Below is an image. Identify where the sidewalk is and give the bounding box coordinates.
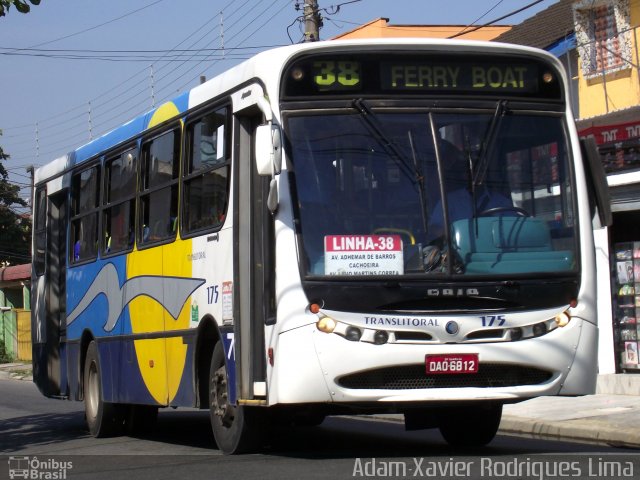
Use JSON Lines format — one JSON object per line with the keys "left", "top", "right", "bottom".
{"left": 501, "top": 393, "right": 640, "bottom": 448}
{"left": 2, "top": 361, "right": 639, "bottom": 448}
{"left": 0, "top": 361, "right": 33, "bottom": 381}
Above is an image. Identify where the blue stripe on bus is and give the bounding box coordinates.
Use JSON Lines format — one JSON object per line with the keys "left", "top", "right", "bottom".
{"left": 72, "top": 91, "right": 190, "bottom": 165}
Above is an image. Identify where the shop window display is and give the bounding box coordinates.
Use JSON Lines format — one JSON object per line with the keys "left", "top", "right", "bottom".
{"left": 614, "top": 242, "right": 640, "bottom": 371}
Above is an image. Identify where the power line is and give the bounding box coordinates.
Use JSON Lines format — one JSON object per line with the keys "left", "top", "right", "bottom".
{"left": 451, "top": 0, "right": 505, "bottom": 38}
{"left": 2, "top": 1, "right": 241, "bottom": 134}
{"left": 2, "top": 0, "right": 294, "bottom": 164}
{"left": 24, "top": 0, "right": 169, "bottom": 50}
{"left": 0, "top": 45, "right": 282, "bottom": 54}
{"left": 174, "top": 0, "right": 291, "bottom": 93}
{"left": 1, "top": 2, "right": 231, "bottom": 132}
{"left": 448, "top": 0, "right": 547, "bottom": 39}
{"left": 0, "top": 51, "right": 259, "bottom": 62}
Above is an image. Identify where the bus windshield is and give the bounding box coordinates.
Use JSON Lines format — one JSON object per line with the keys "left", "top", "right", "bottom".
{"left": 287, "top": 107, "right": 577, "bottom": 277}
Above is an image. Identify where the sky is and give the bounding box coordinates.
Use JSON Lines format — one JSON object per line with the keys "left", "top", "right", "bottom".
{"left": 0, "top": 0, "right": 558, "bottom": 205}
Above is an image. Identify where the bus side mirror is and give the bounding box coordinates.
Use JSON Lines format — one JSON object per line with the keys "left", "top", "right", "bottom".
{"left": 255, "top": 124, "right": 282, "bottom": 176}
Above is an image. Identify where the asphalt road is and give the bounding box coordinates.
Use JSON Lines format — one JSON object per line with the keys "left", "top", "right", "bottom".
{"left": 1, "top": 379, "right": 638, "bottom": 480}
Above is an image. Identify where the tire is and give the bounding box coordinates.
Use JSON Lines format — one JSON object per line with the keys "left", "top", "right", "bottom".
{"left": 209, "top": 341, "right": 264, "bottom": 454}
{"left": 84, "top": 341, "right": 124, "bottom": 437}
{"left": 438, "top": 404, "right": 502, "bottom": 447}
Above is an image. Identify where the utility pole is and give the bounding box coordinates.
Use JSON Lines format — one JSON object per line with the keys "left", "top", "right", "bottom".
{"left": 303, "top": 0, "right": 321, "bottom": 42}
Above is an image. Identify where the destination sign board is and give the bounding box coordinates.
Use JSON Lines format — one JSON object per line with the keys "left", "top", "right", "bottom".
{"left": 283, "top": 53, "right": 561, "bottom": 99}
{"left": 380, "top": 62, "right": 538, "bottom": 93}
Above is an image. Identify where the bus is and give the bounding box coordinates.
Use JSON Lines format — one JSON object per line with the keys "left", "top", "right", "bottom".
{"left": 31, "top": 39, "right": 611, "bottom": 454}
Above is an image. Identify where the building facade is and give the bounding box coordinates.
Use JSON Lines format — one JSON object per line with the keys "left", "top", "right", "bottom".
{"left": 500, "top": 0, "right": 640, "bottom": 376}
{"left": 332, "top": 17, "right": 512, "bottom": 41}
{"left": 572, "top": 0, "right": 640, "bottom": 375}
{"left": 0, "top": 263, "right": 31, "bottom": 361}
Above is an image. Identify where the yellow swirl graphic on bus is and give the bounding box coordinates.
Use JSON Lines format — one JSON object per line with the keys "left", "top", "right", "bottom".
{"left": 127, "top": 100, "right": 194, "bottom": 405}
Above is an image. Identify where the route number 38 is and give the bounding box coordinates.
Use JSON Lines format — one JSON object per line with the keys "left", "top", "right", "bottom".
{"left": 313, "top": 61, "right": 361, "bottom": 87}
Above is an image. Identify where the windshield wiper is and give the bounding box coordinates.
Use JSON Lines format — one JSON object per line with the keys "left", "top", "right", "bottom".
{"left": 352, "top": 98, "right": 429, "bottom": 240}
{"left": 352, "top": 99, "right": 415, "bottom": 178}
{"left": 473, "top": 100, "right": 507, "bottom": 187}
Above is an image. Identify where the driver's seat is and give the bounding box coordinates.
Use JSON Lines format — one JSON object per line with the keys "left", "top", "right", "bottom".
{"left": 450, "top": 217, "right": 572, "bottom": 274}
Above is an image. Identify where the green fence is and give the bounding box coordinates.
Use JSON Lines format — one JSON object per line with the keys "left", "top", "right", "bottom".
{"left": 0, "top": 308, "right": 18, "bottom": 361}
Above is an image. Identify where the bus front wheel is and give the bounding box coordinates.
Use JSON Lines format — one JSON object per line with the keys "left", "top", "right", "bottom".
{"left": 84, "top": 341, "right": 124, "bottom": 437}
{"left": 209, "top": 341, "right": 264, "bottom": 454}
{"left": 438, "top": 404, "right": 502, "bottom": 447}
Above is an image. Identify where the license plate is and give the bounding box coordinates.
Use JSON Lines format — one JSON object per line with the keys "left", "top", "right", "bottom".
{"left": 425, "top": 354, "right": 479, "bottom": 375}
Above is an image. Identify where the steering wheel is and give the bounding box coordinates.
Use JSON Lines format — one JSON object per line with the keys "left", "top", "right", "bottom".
{"left": 478, "top": 206, "right": 530, "bottom": 217}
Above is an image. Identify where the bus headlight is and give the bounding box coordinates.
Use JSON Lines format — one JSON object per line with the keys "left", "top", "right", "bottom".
{"left": 316, "top": 316, "right": 337, "bottom": 333}
{"left": 554, "top": 311, "right": 571, "bottom": 327}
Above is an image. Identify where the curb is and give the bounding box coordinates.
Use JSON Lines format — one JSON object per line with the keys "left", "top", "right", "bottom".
{"left": 364, "top": 413, "right": 640, "bottom": 449}
{"left": 0, "top": 363, "right": 33, "bottom": 382}
{"left": 499, "top": 415, "right": 640, "bottom": 449}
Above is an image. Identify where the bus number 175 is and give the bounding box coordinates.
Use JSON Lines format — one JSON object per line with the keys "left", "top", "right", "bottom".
{"left": 480, "top": 315, "right": 506, "bottom": 327}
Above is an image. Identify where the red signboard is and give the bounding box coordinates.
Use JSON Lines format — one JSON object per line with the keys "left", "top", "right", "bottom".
{"left": 580, "top": 120, "right": 640, "bottom": 145}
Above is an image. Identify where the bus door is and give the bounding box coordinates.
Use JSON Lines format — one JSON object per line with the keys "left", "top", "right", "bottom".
{"left": 32, "top": 186, "right": 67, "bottom": 397}
{"left": 232, "top": 86, "right": 276, "bottom": 402}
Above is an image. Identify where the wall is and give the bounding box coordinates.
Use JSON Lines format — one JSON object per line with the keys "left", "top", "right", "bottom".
{"left": 0, "top": 283, "right": 31, "bottom": 362}
{"left": 0, "top": 306, "right": 18, "bottom": 360}
{"left": 16, "top": 309, "right": 31, "bottom": 362}
{"left": 577, "top": 0, "right": 640, "bottom": 118}
{"left": 333, "top": 18, "right": 511, "bottom": 41}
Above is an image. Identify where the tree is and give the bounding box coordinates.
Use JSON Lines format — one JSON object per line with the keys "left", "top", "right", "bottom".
{"left": 0, "top": 131, "right": 31, "bottom": 266}
{"left": 0, "top": 0, "right": 41, "bottom": 17}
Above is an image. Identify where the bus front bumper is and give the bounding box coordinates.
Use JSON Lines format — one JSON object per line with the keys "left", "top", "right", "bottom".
{"left": 267, "top": 315, "right": 596, "bottom": 405}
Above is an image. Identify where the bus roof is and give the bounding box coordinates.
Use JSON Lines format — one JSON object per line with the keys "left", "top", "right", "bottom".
{"left": 34, "top": 38, "right": 561, "bottom": 185}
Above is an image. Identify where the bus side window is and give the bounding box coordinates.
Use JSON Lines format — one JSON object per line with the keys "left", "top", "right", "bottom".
{"left": 103, "top": 149, "right": 137, "bottom": 255}
{"left": 183, "top": 106, "right": 230, "bottom": 234}
{"left": 70, "top": 165, "right": 100, "bottom": 264}
{"left": 139, "top": 129, "right": 180, "bottom": 245}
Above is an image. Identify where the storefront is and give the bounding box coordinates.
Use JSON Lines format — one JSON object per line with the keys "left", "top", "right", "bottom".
{"left": 579, "top": 108, "right": 640, "bottom": 374}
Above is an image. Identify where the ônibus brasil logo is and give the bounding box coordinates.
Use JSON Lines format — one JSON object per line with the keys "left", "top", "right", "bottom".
{"left": 8, "top": 456, "right": 73, "bottom": 479}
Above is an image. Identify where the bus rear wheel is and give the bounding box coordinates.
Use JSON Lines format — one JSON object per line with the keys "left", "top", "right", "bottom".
{"left": 84, "top": 341, "right": 124, "bottom": 437}
{"left": 438, "top": 404, "right": 502, "bottom": 447}
{"left": 209, "top": 341, "right": 264, "bottom": 454}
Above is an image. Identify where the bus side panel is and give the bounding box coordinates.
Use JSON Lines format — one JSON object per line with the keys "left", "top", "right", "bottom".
{"left": 116, "top": 338, "right": 159, "bottom": 405}
{"left": 189, "top": 226, "right": 236, "bottom": 404}
{"left": 559, "top": 319, "right": 598, "bottom": 395}
{"left": 65, "top": 257, "right": 153, "bottom": 404}
{"left": 168, "top": 339, "right": 197, "bottom": 407}
{"left": 97, "top": 340, "right": 122, "bottom": 403}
